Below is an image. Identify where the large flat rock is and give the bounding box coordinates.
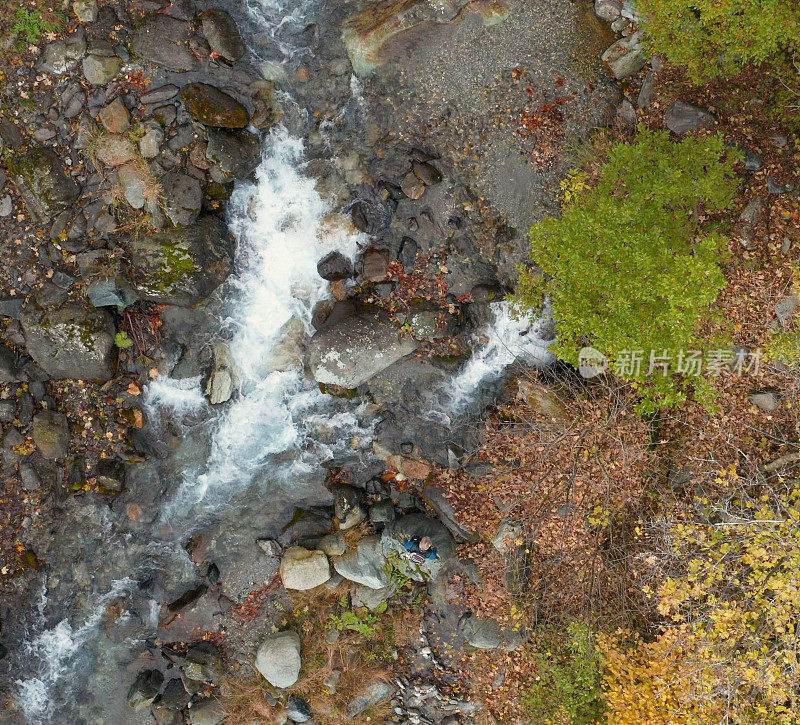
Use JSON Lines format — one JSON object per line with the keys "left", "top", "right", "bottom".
{"left": 306, "top": 315, "right": 417, "bottom": 389}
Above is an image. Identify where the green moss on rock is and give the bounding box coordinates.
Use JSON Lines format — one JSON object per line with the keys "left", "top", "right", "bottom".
{"left": 179, "top": 83, "right": 250, "bottom": 128}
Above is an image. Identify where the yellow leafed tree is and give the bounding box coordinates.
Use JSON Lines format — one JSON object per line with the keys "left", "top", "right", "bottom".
{"left": 601, "top": 482, "right": 800, "bottom": 724}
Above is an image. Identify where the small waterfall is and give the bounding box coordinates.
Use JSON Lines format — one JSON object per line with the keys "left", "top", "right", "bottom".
{"left": 442, "top": 300, "right": 555, "bottom": 416}
{"left": 165, "top": 128, "right": 371, "bottom": 510}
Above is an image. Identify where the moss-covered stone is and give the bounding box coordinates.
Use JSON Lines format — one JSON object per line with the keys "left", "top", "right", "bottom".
{"left": 125, "top": 215, "right": 233, "bottom": 306}
{"left": 7, "top": 146, "right": 80, "bottom": 221}
{"left": 179, "top": 83, "right": 250, "bottom": 128}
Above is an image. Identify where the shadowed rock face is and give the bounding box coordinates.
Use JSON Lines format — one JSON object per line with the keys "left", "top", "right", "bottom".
{"left": 6, "top": 147, "right": 80, "bottom": 222}
{"left": 343, "top": 0, "right": 510, "bottom": 74}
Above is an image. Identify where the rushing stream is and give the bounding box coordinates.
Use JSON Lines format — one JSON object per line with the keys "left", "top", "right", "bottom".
{"left": 10, "top": 0, "right": 557, "bottom": 720}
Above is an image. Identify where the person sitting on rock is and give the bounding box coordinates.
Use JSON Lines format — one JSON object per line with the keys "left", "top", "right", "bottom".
{"left": 403, "top": 535, "right": 438, "bottom": 564}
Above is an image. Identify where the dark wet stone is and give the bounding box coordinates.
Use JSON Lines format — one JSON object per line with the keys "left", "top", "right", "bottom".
{"left": 125, "top": 215, "right": 233, "bottom": 307}
{"left": 180, "top": 83, "right": 250, "bottom": 128}
{"left": 6, "top": 147, "right": 80, "bottom": 222}
{"left": 199, "top": 9, "right": 245, "bottom": 62}
{"left": 127, "top": 669, "right": 164, "bottom": 711}
{"left": 205, "top": 128, "right": 262, "bottom": 178}
{"left": 132, "top": 14, "right": 197, "bottom": 71}
{"left": 159, "top": 678, "right": 190, "bottom": 710}
{"left": 744, "top": 150, "right": 762, "bottom": 172}
{"left": 21, "top": 304, "right": 116, "bottom": 381}
{"left": 349, "top": 184, "right": 393, "bottom": 235}
{"left": 317, "top": 250, "right": 353, "bottom": 281}
{"left": 32, "top": 410, "right": 70, "bottom": 459}
{"left": 664, "top": 100, "right": 716, "bottom": 134}
{"left": 0, "top": 298, "right": 24, "bottom": 320}
{"left": 184, "top": 641, "right": 223, "bottom": 683}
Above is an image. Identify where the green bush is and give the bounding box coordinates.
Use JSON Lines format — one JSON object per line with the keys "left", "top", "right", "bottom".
{"left": 764, "top": 328, "right": 800, "bottom": 367}
{"left": 637, "top": 0, "right": 800, "bottom": 82}
{"left": 521, "top": 624, "right": 606, "bottom": 724}
{"left": 513, "top": 129, "right": 739, "bottom": 412}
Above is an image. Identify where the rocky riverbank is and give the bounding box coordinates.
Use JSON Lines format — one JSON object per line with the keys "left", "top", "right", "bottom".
{"left": 0, "top": 0, "right": 654, "bottom": 723}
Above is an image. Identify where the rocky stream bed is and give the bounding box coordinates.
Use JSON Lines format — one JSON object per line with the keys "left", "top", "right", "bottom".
{"left": 0, "top": 0, "right": 648, "bottom": 722}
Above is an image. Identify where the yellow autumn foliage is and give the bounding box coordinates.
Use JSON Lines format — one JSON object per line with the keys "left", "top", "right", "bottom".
{"left": 600, "top": 483, "right": 800, "bottom": 724}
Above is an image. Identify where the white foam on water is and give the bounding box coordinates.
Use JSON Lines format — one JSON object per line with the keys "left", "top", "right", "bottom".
{"left": 16, "top": 578, "right": 135, "bottom": 723}
{"left": 167, "top": 128, "right": 368, "bottom": 507}
{"left": 143, "top": 375, "right": 206, "bottom": 422}
{"left": 444, "top": 300, "right": 555, "bottom": 415}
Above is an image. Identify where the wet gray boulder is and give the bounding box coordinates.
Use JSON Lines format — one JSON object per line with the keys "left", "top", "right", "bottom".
{"left": 349, "top": 184, "right": 394, "bottom": 235}
{"left": 78, "top": 249, "right": 137, "bottom": 308}
{"left": 32, "top": 410, "right": 70, "bottom": 459}
{"left": 127, "top": 669, "right": 163, "bottom": 711}
{"left": 159, "top": 678, "right": 190, "bottom": 710}
{"left": 367, "top": 356, "right": 446, "bottom": 408}
{"left": 125, "top": 215, "right": 233, "bottom": 306}
{"left": 205, "top": 341, "right": 236, "bottom": 404}
{"left": 664, "top": 100, "right": 716, "bottom": 134}
{"left": 749, "top": 389, "right": 779, "bottom": 412}
{"left": 205, "top": 128, "right": 261, "bottom": 179}
{"left": 346, "top": 682, "right": 397, "bottom": 718}
{"left": 352, "top": 582, "right": 395, "bottom": 610}
{"left": 7, "top": 147, "right": 79, "bottom": 222}
{"left": 318, "top": 531, "right": 346, "bottom": 556}
{"left": 40, "top": 35, "right": 86, "bottom": 74}
{"left": 22, "top": 304, "right": 116, "bottom": 381}
{"left": 460, "top": 614, "right": 525, "bottom": 651}
{"left": 774, "top": 292, "right": 799, "bottom": 329}
{"left": 601, "top": 30, "right": 645, "bottom": 79}
{"left": 82, "top": 54, "right": 121, "bottom": 85}
{"left": 333, "top": 535, "right": 390, "bottom": 589}
{"left": 199, "top": 9, "right": 245, "bottom": 62}
{"left": 188, "top": 698, "right": 225, "bottom": 725}
{"left": 180, "top": 83, "right": 250, "bottom": 128}
{"left": 306, "top": 314, "right": 417, "bottom": 389}
{"left": 405, "top": 304, "right": 458, "bottom": 340}
{"left": 132, "top": 14, "right": 197, "bottom": 71}
{"left": 595, "top": 0, "right": 622, "bottom": 21}
{"left": 255, "top": 630, "right": 301, "bottom": 687}
{"left": 316, "top": 250, "right": 353, "bottom": 281}
{"left": 184, "top": 641, "right": 223, "bottom": 683}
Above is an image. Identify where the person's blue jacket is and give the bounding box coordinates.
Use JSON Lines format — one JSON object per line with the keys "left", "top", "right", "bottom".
{"left": 403, "top": 535, "right": 438, "bottom": 560}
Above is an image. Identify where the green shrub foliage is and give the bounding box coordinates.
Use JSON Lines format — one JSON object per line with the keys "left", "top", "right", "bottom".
{"left": 513, "top": 129, "right": 739, "bottom": 411}
{"left": 521, "top": 624, "right": 606, "bottom": 724}
{"left": 637, "top": 0, "right": 800, "bottom": 81}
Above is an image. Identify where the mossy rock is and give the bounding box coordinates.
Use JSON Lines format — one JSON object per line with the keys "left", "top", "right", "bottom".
{"left": 7, "top": 146, "right": 80, "bottom": 221}
{"left": 179, "top": 83, "right": 250, "bottom": 128}
{"left": 125, "top": 215, "right": 233, "bottom": 306}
